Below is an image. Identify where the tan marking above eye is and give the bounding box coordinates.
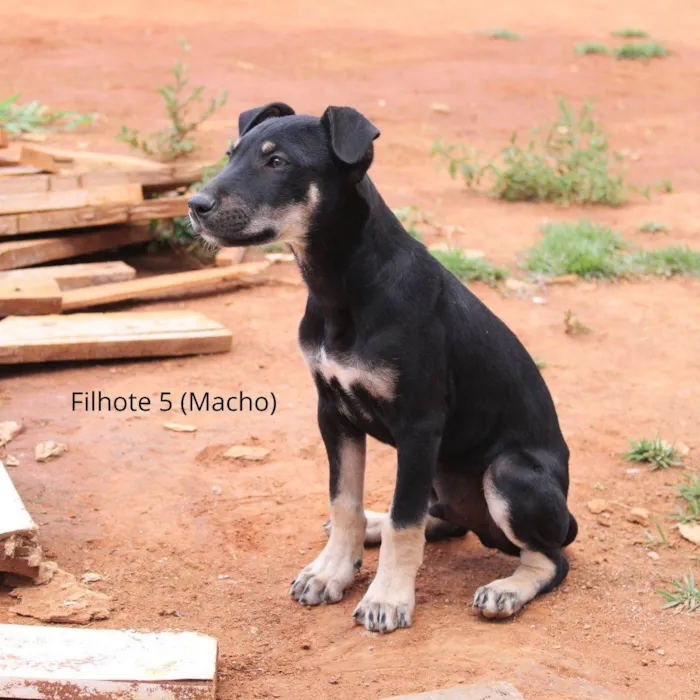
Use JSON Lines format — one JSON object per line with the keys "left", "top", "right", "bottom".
{"left": 261, "top": 141, "right": 276, "bottom": 155}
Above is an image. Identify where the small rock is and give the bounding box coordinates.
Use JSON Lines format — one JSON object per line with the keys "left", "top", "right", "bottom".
{"left": 160, "top": 609, "right": 186, "bottom": 617}
{"left": 163, "top": 422, "right": 197, "bottom": 433}
{"left": 647, "top": 551, "right": 660, "bottom": 561}
{"left": 224, "top": 445, "right": 270, "bottom": 462}
{"left": 301, "top": 642, "right": 311, "bottom": 650}
{"left": 532, "top": 296, "right": 546, "bottom": 305}
{"left": 218, "top": 574, "right": 231, "bottom": 580}
{"left": 431, "top": 102, "right": 451, "bottom": 115}
{"left": 329, "top": 678, "right": 340, "bottom": 685}
{"left": 34, "top": 441, "right": 67, "bottom": 463}
{"left": 641, "top": 659, "right": 649, "bottom": 666}
{"left": 626, "top": 468, "right": 641, "bottom": 475}
{"left": 81, "top": 572, "right": 103, "bottom": 584}
{"left": 587, "top": 498, "right": 609, "bottom": 515}
{"left": 211, "top": 485, "right": 223, "bottom": 496}
{"left": 656, "top": 648, "right": 665, "bottom": 656}
{"left": 627, "top": 508, "right": 650, "bottom": 526}
{"left": 679, "top": 523, "right": 700, "bottom": 546}
{"left": 5, "top": 455, "right": 19, "bottom": 467}
{"left": 0, "top": 421, "right": 22, "bottom": 447}
{"left": 675, "top": 442, "right": 690, "bottom": 458}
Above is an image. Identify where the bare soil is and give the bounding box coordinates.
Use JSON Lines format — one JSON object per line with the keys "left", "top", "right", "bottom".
{"left": 1, "top": 1, "right": 699, "bottom": 698}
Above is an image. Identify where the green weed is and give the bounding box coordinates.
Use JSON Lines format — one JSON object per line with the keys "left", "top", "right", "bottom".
{"left": 393, "top": 205, "right": 431, "bottom": 241}
{"left": 433, "top": 98, "right": 641, "bottom": 206}
{"left": 657, "top": 572, "right": 700, "bottom": 613}
{"left": 611, "top": 28, "right": 650, "bottom": 38}
{"left": 670, "top": 476, "right": 700, "bottom": 525}
{"left": 625, "top": 436, "right": 684, "bottom": 471}
{"left": 639, "top": 221, "right": 668, "bottom": 234}
{"left": 118, "top": 38, "right": 228, "bottom": 161}
{"left": 432, "top": 250, "right": 508, "bottom": 287}
{"left": 564, "top": 310, "right": 592, "bottom": 336}
{"left": 645, "top": 518, "right": 671, "bottom": 549}
{"left": 627, "top": 247, "right": 700, "bottom": 278}
{"left": 482, "top": 28, "right": 522, "bottom": 41}
{"left": 615, "top": 42, "right": 668, "bottom": 60}
{"left": 0, "top": 94, "right": 97, "bottom": 135}
{"left": 575, "top": 43, "right": 609, "bottom": 56}
{"left": 534, "top": 358, "right": 547, "bottom": 369}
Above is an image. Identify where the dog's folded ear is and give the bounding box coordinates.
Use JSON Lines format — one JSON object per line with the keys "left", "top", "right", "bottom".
{"left": 238, "top": 102, "right": 295, "bottom": 137}
{"left": 321, "top": 106, "right": 380, "bottom": 178}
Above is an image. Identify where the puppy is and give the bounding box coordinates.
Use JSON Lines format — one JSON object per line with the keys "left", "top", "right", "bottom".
{"left": 189, "top": 102, "right": 578, "bottom": 633}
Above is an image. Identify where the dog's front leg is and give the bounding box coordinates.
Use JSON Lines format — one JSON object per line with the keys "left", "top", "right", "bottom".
{"left": 353, "top": 420, "right": 440, "bottom": 633}
{"left": 290, "top": 403, "right": 366, "bottom": 606}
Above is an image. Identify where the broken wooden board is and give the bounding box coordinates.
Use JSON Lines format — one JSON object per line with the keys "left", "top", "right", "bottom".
{"left": 0, "top": 278, "right": 62, "bottom": 316}
{"left": 0, "top": 310, "right": 232, "bottom": 364}
{"left": 0, "top": 624, "right": 218, "bottom": 700}
{"left": 18, "top": 146, "right": 62, "bottom": 174}
{"left": 0, "top": 183, "right": 143, "bottom": 216}
{"left": 0, "top": 226, "right": 151, "bottom": 270}
{"left": 382, "top": 682, "right": 524, "bottom": 700}
{"left": 62, "top": 261, "right": 271, "bottom": 311}
{"left": 0, "top": 458, "right": 42, "bottom": 579}
{"left": 0, "top": 261, "right": 136, "bottom": 291}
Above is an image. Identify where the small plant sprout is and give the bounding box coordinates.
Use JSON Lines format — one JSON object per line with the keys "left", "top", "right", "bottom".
{"left": 575, "top": 43, "right": 609, "bottom": 56}
{"left": 432, "top": 98, "right": 645, "bottom": 206}
{"left": 482, "top": 28, "right": 522, "bottom": 41}
{"left": 627, "top": 247, "right": 700, "bottom": 278}
{"left": 639, "top": 221, "right": 668, "bottom": 234}
{"left": 671, "top": 476, "right": 700, "bottom": 525}
{"left": 393, "top": 205, "right": 432, "bottom": 241}
{"left": 0, "top": 94, "right": 97, "bottom": 135}
{"left": 657, "top": 179, "right": 674, "bottom": 193}
{"left": 534, "top": 358, "right": 547, "bottom": 370}
{"left": 118, "top": 37, "right": 228, "bottom": 161}
{"left": 432, "top": 249, "right": 508, "bottom": 288}
{"left": 611, "top": 28, "right": 650, "bottom": 38}
{"left": 615, "top": 42, "right": 669, "bottom": 60}
{"left": 624, "top": 436, "right": 684, "bottom": 471}
{"left": 644, "top": 518, "right": 671, "bottom": 549}
{"left": 564, "top": 310, "right": 592, "bottom": 336}
{"left": 657, "top": 572, "right": 700, "bottom": 613}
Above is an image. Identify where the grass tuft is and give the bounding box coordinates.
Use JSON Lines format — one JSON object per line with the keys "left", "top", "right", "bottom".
{"left": 575, "top": 43, "right": 609, "bottom": 56}
{"left": 118, "top": 37, "right": 228, "bottom": 161}
{"left": 624, "top": 436, "right": 684, "bottom": 471}
{"left": 627, "top": 247, "right": 700, "bottom": 278}
{"left": 433, "top": 98, "right": 641, "bottom": 206}
{"left": 611, "top": 28, "right": 650, "bottom": 38}
{"left": 0, "top": 94, "right": 97, "bottom": 135}
{"left": 670, "top": 476, "right": 700, "bottom": 525}
{"left": 615, "top": 42, "right": 668, "bottom": 60}
{"left": 482, "top": 28, "right": 522, "bottom": 41}
{"left": 525, "top": 220, "right": 627, "bottom": 279}
{"left": 645, "top": 518, "right": 671, "bottom": 549}
{"left": 564, "top": 310, "right": 592, "bottom": 336}
{"left": 393, "top": 205, "right": 431, "bottom": 241}
{"left": 657, "top": 572, "right": 700, "bottom": 613}
{"left": 432, "top": 250, "right": 508, "bottom": 287}
{"left": 639, "top": 221, "right": 668, "bottom": 234}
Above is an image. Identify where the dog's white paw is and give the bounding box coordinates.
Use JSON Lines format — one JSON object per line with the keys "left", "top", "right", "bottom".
{"left": 352, "top": 576, "right": 415, "bottom": 633}
{"left": 290, "top": 548, "right": 360, "bottom": 605}
{"left": 323, "top": 510, "right": 387, "bottom": 546}
{"left": 472, "top": 583, "right": 524, "bottom": 619}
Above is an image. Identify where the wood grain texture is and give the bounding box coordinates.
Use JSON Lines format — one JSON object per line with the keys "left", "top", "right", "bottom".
{"left": 128, "top": 195, "right": 189, "bottom": 221}
{"left": 12, "top": 203, "right": 131, "bottom": 235}
{"left": 0, "top": 261, "right": 136, "bottom": 291}
{"left": 18, "top": 146, "right": 62, "bottom": 174}
{"left": 0, "top": 624, "right": 217, "bottom": 700}
{"left": 0, "top": 278, "right": 62, "bottom": 315}
{"left": 62, "top": 261, "right": 270, "bottom": 311}
{"left": 0, "top": 174, "right": 50, "bottom": 196}
{"left": 0, "top": 226, "right": 152, "bottom": 270}
{"left": 0, "top": 183, "right": 143, "bottom": 215}
{"left": 0, "top": 310, "right": 232, "bottom": 364}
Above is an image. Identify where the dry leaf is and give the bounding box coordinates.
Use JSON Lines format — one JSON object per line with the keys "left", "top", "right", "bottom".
{"left": 224, "top": 445, "right": 270, "bottom": 462}
{"left": 163, "top": 422, "right": 197, "bottom": 433}
{"left": 34, "top": 441, "right": 67, "bottom": 463}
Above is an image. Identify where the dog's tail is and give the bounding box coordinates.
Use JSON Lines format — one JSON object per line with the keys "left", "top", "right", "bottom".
{"left": 563, "top": 512, "right": 578, "bottom": 547}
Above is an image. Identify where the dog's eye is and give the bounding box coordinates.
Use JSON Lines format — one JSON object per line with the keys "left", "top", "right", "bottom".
{"left": 266, "top": 155, "right": 287, "bottom": 169}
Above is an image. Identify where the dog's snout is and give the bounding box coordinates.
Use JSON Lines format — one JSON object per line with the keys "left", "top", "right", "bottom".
{"left": 188, "top": 193, "right": 216, "bottom": 218}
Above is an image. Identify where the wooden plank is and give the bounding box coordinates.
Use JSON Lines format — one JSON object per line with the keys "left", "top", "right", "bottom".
{"left": 13, "top": 203, "right": 130, "bottom": 235}
{"left": 383, "top": 682, "right": 524, "bottom": 700}
{"left": 0, "top": 183, "right": 143, "bottom": 216}
{"left": 214, "top": 247, "right": 247, "bottom": 266}
{"left": 0, "top": 214, "right": 18, "bottom": 236}
{"left": 0, "top": 261, "right": 136, "bottom": 291}
{"left": 62, "top": 261, "right": 270, "bottom": 311}
{"left": 18, "top": 146, "right": 62, "bottom": 174}
{"left": 0, "top": 278, "right": 62, "bottom": 316}
{"left": 82, "top": 164, "right": 204, "bottom": 192}
{"left": 129, "top": 195, "right": 189, "bottom": 221}
{"left": 0, "top": 174, "right": 50, "bottom": 196}
{"left": 0, "top": 459, "right": 37, "bottom": 540}
{"left": 40, "top": 147, "right": 169, "bottom": 171}
{"left": 0, "top": 624, "right": 217, "bottom": 700}
{"left": 0, "top": 311, "right": 233, "bottom": 364}
{"left": 0, "top": 165, "right": 42, "bottom": 177}
{"left": 0, "top": 226, "right": 151, "bottom": 270}
{"left": 0, "top": 129, "right": 8, "bottom": 149}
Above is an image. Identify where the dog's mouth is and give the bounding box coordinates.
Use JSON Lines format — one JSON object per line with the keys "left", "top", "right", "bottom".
{"left": 189, "top": 211, "right": 278, "bottom": 248}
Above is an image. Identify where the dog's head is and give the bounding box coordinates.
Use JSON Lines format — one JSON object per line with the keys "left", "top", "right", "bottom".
{"left": 188, "top": 102, "right": 380, "bottom": 248}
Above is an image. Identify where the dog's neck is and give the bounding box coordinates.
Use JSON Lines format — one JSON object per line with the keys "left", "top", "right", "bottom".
{"left": 293, "top": 177, "right": 406, "bottom": 318}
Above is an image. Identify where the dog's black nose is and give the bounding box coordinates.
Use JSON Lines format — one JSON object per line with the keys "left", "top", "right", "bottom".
{"left": 188, "top": 193, "right": 216, "bottom": 218}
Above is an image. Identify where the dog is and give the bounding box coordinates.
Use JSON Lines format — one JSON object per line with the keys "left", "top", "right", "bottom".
{"left": 188, "top": 102, "right": 578, "bottom": 633}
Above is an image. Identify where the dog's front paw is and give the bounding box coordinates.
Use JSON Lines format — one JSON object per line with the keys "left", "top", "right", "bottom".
{"left": 472, "top": 584, "right": 523, "bottom": 619}
{"left": 290, "top": 551, "right": 359, "bottom": 606}
{"left": 352, "top": 596, "right": 414, "bottom": 633}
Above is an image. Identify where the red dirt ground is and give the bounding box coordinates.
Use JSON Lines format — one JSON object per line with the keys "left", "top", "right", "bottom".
{"left": 1, "top": 1, "right": 699, "bottom": 698}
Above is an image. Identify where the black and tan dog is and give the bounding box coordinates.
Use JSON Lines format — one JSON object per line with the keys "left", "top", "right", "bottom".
{"left": 188, "top": 102, "right": 578, "bottom": 634}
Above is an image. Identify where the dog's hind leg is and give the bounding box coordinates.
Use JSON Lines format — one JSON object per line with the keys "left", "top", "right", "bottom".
{"left": 473, "top": 451, "right": 576, "bottom": 619}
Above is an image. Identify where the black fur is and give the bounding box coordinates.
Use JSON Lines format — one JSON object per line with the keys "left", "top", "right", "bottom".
{"left": 189, "top": 103, "right": 578, "bottom": 618}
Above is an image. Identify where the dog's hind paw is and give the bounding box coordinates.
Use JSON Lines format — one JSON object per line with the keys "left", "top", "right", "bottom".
{"left": 472, "top": 584, "right": 524, "bottom": 619}
{"left": 323, "top": 510, "right": 387, "bottom": 546}
{"left": 352, "top": 598, "right": 413, "bottom": 633}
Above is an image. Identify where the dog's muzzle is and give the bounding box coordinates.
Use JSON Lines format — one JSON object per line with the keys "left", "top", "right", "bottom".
{"left": 188, "top": 193, "right": 252, "bottom": 242}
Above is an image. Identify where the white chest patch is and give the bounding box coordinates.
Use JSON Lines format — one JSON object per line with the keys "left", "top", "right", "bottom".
{"left": 301, "top": 345, "right": 396, "bottom": 402}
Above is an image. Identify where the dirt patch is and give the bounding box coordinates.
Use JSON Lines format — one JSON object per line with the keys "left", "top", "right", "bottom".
{"left": 1, "top": 1, "right": 699, "bottom": 699}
